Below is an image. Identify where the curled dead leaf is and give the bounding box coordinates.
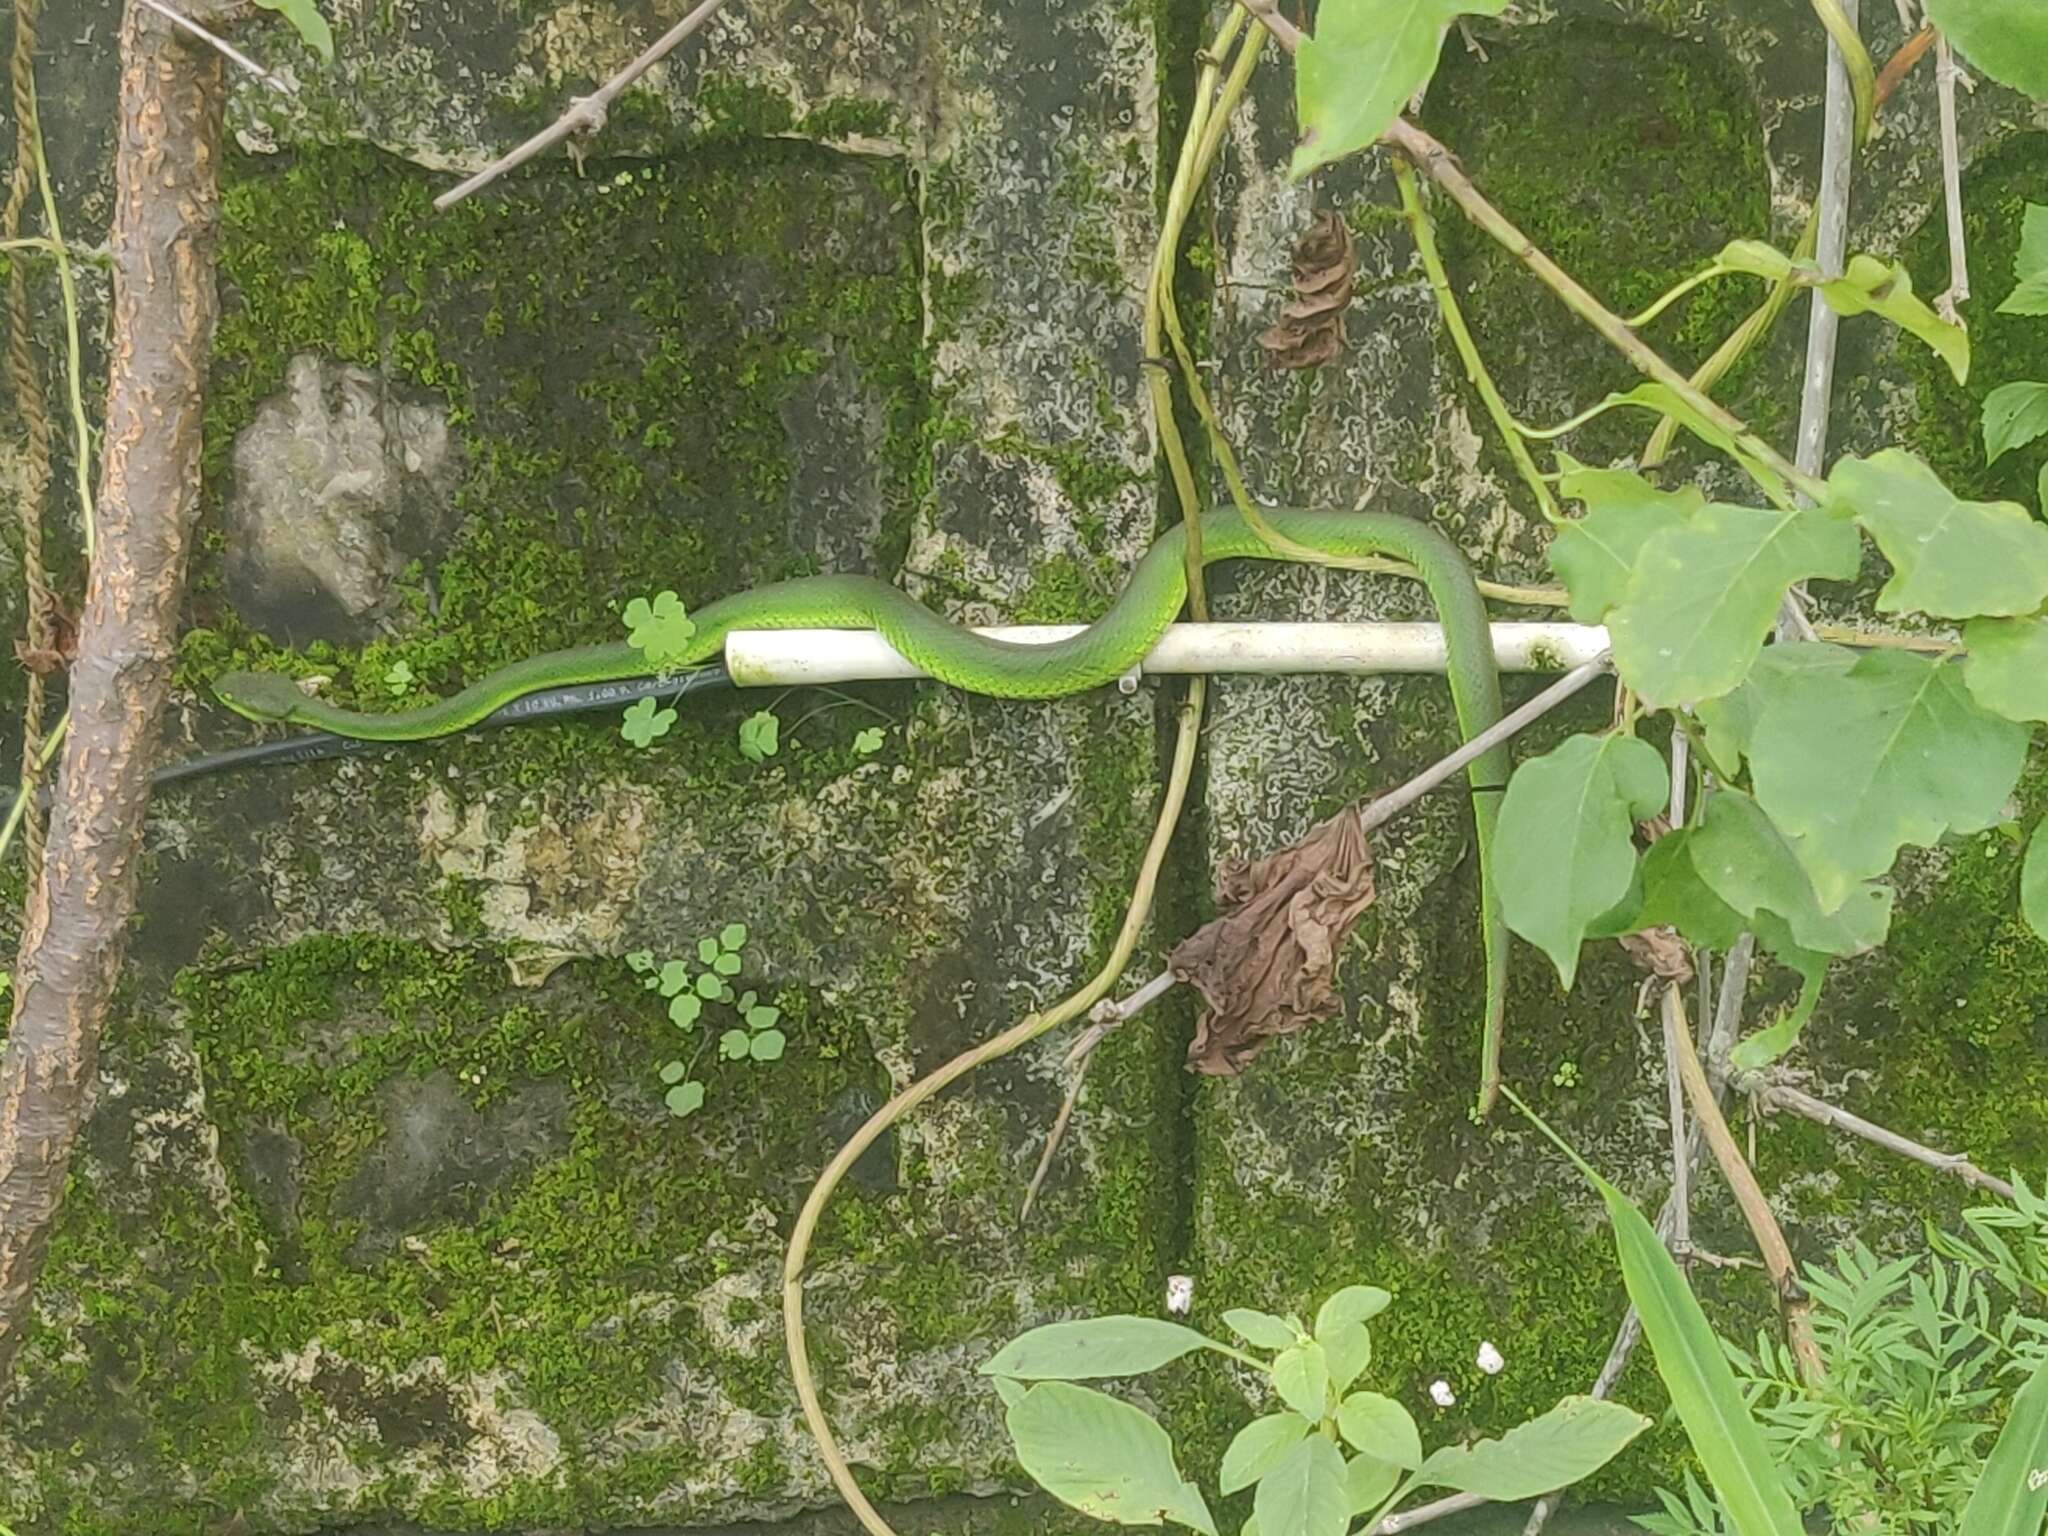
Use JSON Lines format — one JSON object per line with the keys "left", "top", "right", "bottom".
{"left": 1172, "top": 807, "right": 1376, "bottom": 1075}
{"left": 1619, "top": 926, "right": 1692, "bottom": 985}
{"left": 1256, "top": 209, "right": 1357, "bottom": 371}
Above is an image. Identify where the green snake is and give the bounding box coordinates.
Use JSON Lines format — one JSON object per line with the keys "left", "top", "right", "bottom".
{"left": 214, "top": 507, "right": 1507, "bottom": 1071}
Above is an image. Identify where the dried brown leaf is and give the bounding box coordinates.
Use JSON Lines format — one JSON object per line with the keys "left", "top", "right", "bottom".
{"left": 1256, "top": 210, "right": 1356, "bottom": 371}
{"left": 1173, "top": 807, "right": 1377, "bottom": 1075}
{"left": 1619, "top": 926, "right": 1693, "bottom": 985}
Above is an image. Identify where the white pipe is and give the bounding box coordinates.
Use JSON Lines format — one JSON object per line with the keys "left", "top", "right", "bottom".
{"left": 723, "top": 622, "right": 1610, "bottom": 688}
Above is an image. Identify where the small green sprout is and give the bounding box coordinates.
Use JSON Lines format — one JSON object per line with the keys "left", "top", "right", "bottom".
{"left": 383, "top": 660, "right": 415, "bottom": 696}
{"left": 623, "top": 590, "right": 696, "bottom": 668}
{"left": 739, "top": 710, "right": 780, "bottom": 762}
{"left": 621, "top": 696, "right": 676, "bottom": 748}
{"left": 854, "top": 726, "right": 885, "bottom": 755}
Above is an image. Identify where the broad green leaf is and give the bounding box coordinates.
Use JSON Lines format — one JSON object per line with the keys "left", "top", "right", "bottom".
{"left": 1747, "top": 651, "right": 2028, "bottom": 907}
{"left": 1814, "top": 254, "right": 1968, "bottom": 385}
{"left": 2023, "top": 820, "right": 2048, "bottom": 946}
{"left": 1687, "top": 790, "right": 1893, "bottom": 954}
{"left": 1321, "top": 1323, "right": 1371, "bottom": 1395}
{"left": 1006, "top": 1382, "right": 1217, "bottom": 1535}
{"left": 1630, "top": 832, "right": 1748, "bottom": 951}
{"left": 1998, "top": 203, "right": 2048, "bottom": 317}
{"left": 1590, "top": 384, "right": 1792, "bottom": 506}
{"left": 252, "top": 0, "right": 334, "bottom": 61}
{"left": 1289, "top": 0, "right": 1510, "bottom": 179}
{"left": 1410, "top": 1397, "right": 1650, "bottom": 1501}
{"left": 1314, "top": 1285, "right": 1391, "bottom": 1336}
{"left": 1547, "top": 455, "right": 1703, "bottom": 623}
{"left": 664, "top": 1080, "right": 704, "bottom": 1118}
{"left": 1964, "top": 616, "right": 2048, "bottom": 722}
{"left": 749, "top": 1028, "right": 786, "bottom": 1062}
{"left": 992, "top": 1375, "right": 1027, "bottom": 1410}
{"left": 1272, "top": 1342, "right": 1330, "bottom": 1421}
{"left": 1345, "top": 1455, "right": 1402, "bottom": 1515}
{"left": 1924, "top": 0, "right": 2048, "bottom": 106}
{"left": 1496, "top": 733, "right": 1670, "bottom": 988}
{"left": 1336, "top": 1392, "right": 1422, "bottom": 1471}
{"left": 1832, "top": 451, "right": 2048, "bottom": 618}
{"left": 1692, "top": 642, "right": 1859, "bottom": 776}
{"left": 1225, "top": 1309, "right": 1301, "bottom": 1351}
{"left": 1253, "top": 1435, "right": 1350, "bottom": 1536}
{"left": 1221, "top": 1413, "right": 1312, "bottom": 1495}
{"left": 1607, "top": 503, "right": 1860, "bottom": 707}
{"left": 1956, "top": 1348, "right": 2048, "bottom": 1536}
{"left": 982, "top": 1318, "right": 1214, "bottom": 1380}
{"left": 1984, "top": 382, "right": 2048, "bottom": 465}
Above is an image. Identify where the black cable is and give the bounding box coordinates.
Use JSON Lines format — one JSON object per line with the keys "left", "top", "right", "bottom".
{"left": 42, "top": 665, "right": 736, "bottom": 802}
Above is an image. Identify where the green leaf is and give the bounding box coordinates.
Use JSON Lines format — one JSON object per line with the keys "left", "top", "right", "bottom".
{"left": 1984, "top": 382, "right": 2048, "bottom": 465}
{"left": 1998, "top": 203, "right": 2048, "bottom": 316}
{"left": 1314, "top": 1285, "right": 1392, "bottom": 1336}
{"left": 667, "top": 992, "right": 702, "bottom": 1027}
{"left": 694, "top": 971, "right": 723, "bottom": 999}
{"left": 749, "top": 1029, "right": 786, "bottom": 1062}
{"left": 657, "top": 960, "right": 690, "bottom": 998}
{"left": 1252, "top": 1435, "right": 1350, "bottom": 1536}
{"left": 719, "top": 1028, "right": 750, "bottom": 1061}
{"left": 1628, "top": 835, "right": 1750, "bottom": 949}
{"left": 1289, "top": 0, "right": 1509, "bottom": 179}
{"left": 697, "top": 937, "right": 721, "bottom": 965}
{"left": 746, "top": 1004, "right": 782, "bottom": 1030}
{"left": 1608, "top": 503, "right": 1860, "bottom": 707}
{"left": 1272, "top": 1342, "right": 1330, "bottom": 1421}
{"left": 1692, "top": 642, "right": 1859, "bottom": 776}
{"left": 1006, "top": 1382, "right": 1217, "bottom": 1535}
{"left": 2023, "top": 819, "right": 2048, "bottom": 946}
{"left": 251, "top": 0, "right": 334, "bottom": 61}
{"left": 1336, "top": 1392, "right": 1422, "bottom": 1471}
{"left": 1589, "top": 383, "right": 1792, "bottom": 505}
{"left": 624, "top": 950, "right": 654, "bottom": 972}
{"left": 1220, "top": 1413, "right": 1312, "bottom": 1495}
{"left": 1965, "top": 616, "right": 2048, "bottom": 722}
{"left": 1321, "top": 1323, "right": 1371, "bottom": 1395}
{"left": 1224, "top": 1309, "right": 1301, "bottom": 1351}
{"left": 1814, "top": 254, "right": 1968, "bottom": 385}
{"left": 739, "top": 710, "right": 780, "bottom": 762}
{"left": 713, "top": 951, "right": 743, "bottom": 976}
{"left": 982, "top": 1318, "right": 1216, "bottom": 1380}
{"left": 620, "top": 696, "right": 677, "bottom": 748}
{"left": 1345, "top": 1455, "right": 1401, "bottom": 1515}
{"left": 1957, "top": 1348, "right": 2048, "bottom": 1536}
{"left": 664, "top": 1080, "right": 705, "bottom": 1118}
{"left": 1832, "top": 450, "right": 2048, "bottom": 618}
{"left": 1747, "top": 651, "right": 2028, "bottom": 907}
{"left": 1924, "top": 0, "right": 2048, "bottom": 106}
{"left": 1411, "top": 1397, "right": 1650, "bottom": 1501}
{"left": 623, "top": 589, "right": 698, "bottom": 668}
{"left": 1496, "top": 733, "right": 1669, "bottom": 988}
{"left": 854, "top": 726, "right": 885, "bottom": 755}
{"left": 1686, "top": 790, "right": 1893, "bottom": 954}
{"left": 1547, "top": 456, "right": 1703, "bottom": 624}
{"left": 992, "top": 1376, "right": 1027, "bottom": 1410}
{"left": 721, "top": 922, "right": 748, "bottom": 951}
{"left": 658, "top": 1059, "right": 687, "bottom": 1084}
{"left": 1727, "top": 1009, "right": 1807, "bottom": 1074}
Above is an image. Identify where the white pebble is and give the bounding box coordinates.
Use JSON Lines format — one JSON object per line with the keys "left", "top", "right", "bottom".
{"left": 1429, "top": 1379, "right": 1456, "bottom": 1408}
{"left": 1165, "top": 1275, "right": 1194, "bottom": 1315}
{"left": 1476, "top": 1341, "right": 1504, "bottom": 1375}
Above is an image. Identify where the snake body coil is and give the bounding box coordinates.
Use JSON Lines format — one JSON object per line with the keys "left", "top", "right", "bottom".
{"left": 214, "top": 507, "right": 1508, "bottom": 1067}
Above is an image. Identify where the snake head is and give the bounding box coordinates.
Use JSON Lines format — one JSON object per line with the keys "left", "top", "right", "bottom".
{"left": 213, "top": 670, "right": 310, "bottom": 723}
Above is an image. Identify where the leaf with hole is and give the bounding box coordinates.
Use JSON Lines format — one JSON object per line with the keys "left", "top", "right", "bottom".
{"left": 1006, "top": 1382, "right": 1216, "bottom": 1534}
{"left": 983, "top": 1318, "right": 1216, "bottom": 1380}
{"left": 1832, "top": 451, "right": 2048, "bottom": 618}
{"left": 1965, "top": 616, "right": 2048, "bottom": 723}
{"left": 1410, "top": 1396, "right": 1650, "bottom": 1502}
{"left": 1547, "top": 456, "right": 1703, "bottom": 624}
{"left": 1272, "top": 1342, "right": 1330, "bottom": 1421}
{"left": 625, "top": 950, "right": 654, "bottom": 973}
{"left": 1607, "top": 503, "right": 1859, "bottom": 707}
{"left": 1747, "top": 650, "right": 2028, "bottom": 908}
{"left": 1225, "top": 1309, "right": 1301, "bottom": 1351}
{"left": 1924, "top": 0, "right": 2048, "bottom": 108}
{"left": 1253, "top": 1435, "right": 1350, "bottom": 1536}
{"left": 1289, "top": 0, "right": 1509, "bottom": 179}
{"left": 1220, "top": 1413, "right": 1311, "bottom": 1495}
{"left": 1984, "top": 382, "right": 2048, "bottom": 465}
{"left": 1998, "top": 203, "right": 2048, "bottom": 316}
{"left": 1337, "top": 1392, "right": 1422, "bottom": 1471}
{"left": 1496, "top": 732, "right": 1669, "bottom": 989}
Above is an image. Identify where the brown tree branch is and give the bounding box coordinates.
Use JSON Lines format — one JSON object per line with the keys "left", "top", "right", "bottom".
{"left": 0, "top": 0, "right": 226, "bottom": 1390}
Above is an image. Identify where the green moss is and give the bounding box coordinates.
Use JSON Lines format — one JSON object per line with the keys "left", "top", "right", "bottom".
{"left": 1902, "top": 133, "right": 2048, "bottom": 508}
{"left": 1419, "top": 23, "right": 1787, "bottom": 475}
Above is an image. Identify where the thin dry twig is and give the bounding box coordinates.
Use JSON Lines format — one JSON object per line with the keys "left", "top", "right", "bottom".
{"left": 1232, "top": 0, "right": 1302, "bottom": 52}
{"left": 1744, "top": 1077, "right": 2017, "bottom": 1199}
{"left": 434, "top": 0, "right": 733, "bottom": 210}
{"left": 135, "top": 0, "right": 294, "bottom": 93}
{"left": 1934, "top": 33, "right": 1970, "bottom": 324}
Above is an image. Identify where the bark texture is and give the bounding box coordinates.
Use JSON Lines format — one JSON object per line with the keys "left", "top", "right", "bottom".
{"left": 0, "top": 1, "right": 225, "bottom": 1389}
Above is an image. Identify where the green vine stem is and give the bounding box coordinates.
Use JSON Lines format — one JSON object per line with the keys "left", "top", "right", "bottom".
{"left": 1394, "top": 157, "right": 1558, "bottom": 523}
